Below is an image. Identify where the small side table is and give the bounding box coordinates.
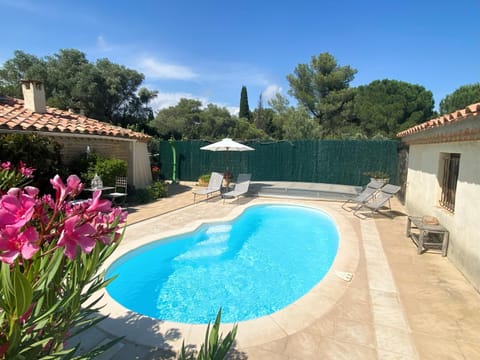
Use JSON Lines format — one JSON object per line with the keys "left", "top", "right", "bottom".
{"left": 84, "top": 186, "right": 114, "bottom": 193}
{"left": 406, "top": 216, "right": 449, "bottom": 256}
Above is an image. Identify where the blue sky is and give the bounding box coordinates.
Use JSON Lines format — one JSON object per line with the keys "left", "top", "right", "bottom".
{"left": 1, "top": 0, "right": 478, "bottom": 114}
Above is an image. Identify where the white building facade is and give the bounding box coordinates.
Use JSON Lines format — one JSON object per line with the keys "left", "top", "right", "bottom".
{"left": 398, "top": 103, "right": 480, "bottom": 291}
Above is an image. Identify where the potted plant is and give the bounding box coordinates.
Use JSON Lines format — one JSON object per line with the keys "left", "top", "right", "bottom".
{"left": 197, "top": 173, "right": 211, "bottom": 186}
{"left": 223, "top": 170, "right": 233, "bottom": 188}
{"left": 363, "top": 171, "right": 390, "bottom": 184}
{"left": 151, "top": 165, "right": 160, "bottom": 181}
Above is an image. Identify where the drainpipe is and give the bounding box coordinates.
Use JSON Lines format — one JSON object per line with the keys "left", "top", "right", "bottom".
{"left": 169, "top": 137, "right": 177, "bottom": 183}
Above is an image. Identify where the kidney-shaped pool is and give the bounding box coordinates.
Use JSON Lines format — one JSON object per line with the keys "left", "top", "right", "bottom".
{"left": 106, "top": 204, "right": 339, "bottom": 324}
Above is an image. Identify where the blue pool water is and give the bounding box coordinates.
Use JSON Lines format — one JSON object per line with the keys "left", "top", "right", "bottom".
{"left": 106, "top": 204, "right": 339, "bottom": 324}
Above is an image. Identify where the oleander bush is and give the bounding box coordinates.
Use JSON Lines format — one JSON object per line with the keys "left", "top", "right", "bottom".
{"left": 0, "top": 161, "right": 127, "bottom": 359}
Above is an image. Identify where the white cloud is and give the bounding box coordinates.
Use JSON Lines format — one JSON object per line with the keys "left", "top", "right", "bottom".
{"left": 150, "top": 91, "right": 207, "bottom": 112}
{"left": 149, "top": 91, "right": 239, "bottom": 117}
{"left": 96, "top": 35, "right": 112, "bottom": 52}
{"left": 262, "top": 84, "right": 282, "bottom": 102}
{"left": 138, "top": 57, "right": 197, "bottom": 80}
{"left": 226, "top": 106, "right": 239, "bottom": 116}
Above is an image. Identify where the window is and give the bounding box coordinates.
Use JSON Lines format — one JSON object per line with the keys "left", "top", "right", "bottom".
{"left": 439, "top": 153, "right": 460, "bottom": 212}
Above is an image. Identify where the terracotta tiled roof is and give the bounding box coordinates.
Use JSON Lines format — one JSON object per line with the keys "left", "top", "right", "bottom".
{"left": 397, "top": 102, "right": 480, "bottom": 138}
{"left": 0, "top": 96, "right": 151, "bottom": 141}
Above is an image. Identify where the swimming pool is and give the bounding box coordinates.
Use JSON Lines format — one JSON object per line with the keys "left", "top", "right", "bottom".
{"left": 106, "top": 204, "right": 339, "bottom": 324}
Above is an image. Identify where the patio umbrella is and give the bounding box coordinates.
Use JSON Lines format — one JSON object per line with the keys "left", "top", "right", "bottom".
{"left": 200, "top": 138, "right": 254, "bottom": 172}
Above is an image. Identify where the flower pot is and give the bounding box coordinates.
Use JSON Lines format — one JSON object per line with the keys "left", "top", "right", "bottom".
{"left": 371, "top": 177, "right": 389, "bottom": 185}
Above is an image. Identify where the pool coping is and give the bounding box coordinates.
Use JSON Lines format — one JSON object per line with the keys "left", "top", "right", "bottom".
{"left": 95, "top": 199, "right": 360, "bottom": 351}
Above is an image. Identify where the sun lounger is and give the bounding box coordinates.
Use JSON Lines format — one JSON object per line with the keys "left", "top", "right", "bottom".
{"left": 193, "top": 172, "right": 224, "bottom": 202}
{"left": 353, "top": 184, "right": 401, "bottom": 218}
{"left": 341, "top": 179, "right": 385, "bottom": 211}
{"left": 222, "top": 173, "right": 251, "bottom": 203}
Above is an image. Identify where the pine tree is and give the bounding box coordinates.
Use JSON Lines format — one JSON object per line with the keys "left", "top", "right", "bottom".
{"left": 254, "top": 93, "right": 265, "bottom": 130}
{"left": 239, "top": 85, "right": 251, "bottom": 121}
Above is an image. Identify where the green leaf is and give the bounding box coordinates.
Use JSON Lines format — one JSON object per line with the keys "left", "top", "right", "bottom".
{"left": 6, "top": 321, "right": 22, "bottom": 357}
{"left": 16, "top": 336, "right": 55, "bottom": 356}
{"left": 1, "top": 262, "right": 14, "bottom": 311}
{"left": 13, "top": 266, "right": 33, "bottom": 317}
{"left": 35, "top": 346, "right": 77, "bottom": 359}
{"left": 208, "top": 308, "right": 221, "bottom": 353}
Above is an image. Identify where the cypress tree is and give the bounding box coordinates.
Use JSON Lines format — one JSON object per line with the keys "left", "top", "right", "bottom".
{"left": 239, "top": 85, "right": 251, "bottom": 120}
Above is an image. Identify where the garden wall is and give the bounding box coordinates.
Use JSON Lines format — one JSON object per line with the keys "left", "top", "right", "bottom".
{"left": 157, "top": 140, "right": 400, "bottom": 187}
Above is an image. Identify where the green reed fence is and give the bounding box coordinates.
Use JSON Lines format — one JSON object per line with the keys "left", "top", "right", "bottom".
{"left": 156, "top": 140, "right": 399, "bottom": 186}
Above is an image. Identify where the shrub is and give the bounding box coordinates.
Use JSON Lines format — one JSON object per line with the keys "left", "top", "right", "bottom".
{"left": 179, "top": 308, "right": 237, "bottom": 360}
{"left": 89, "top": 158, "right": 127, "bottom": 187}
{"left": 68, "top": 153, "right": 127, "bottom": 187}
{"left": 129, "top": 181, "right": 168, "bottom": 205}
{"left": 0, "top": 133, "right": 65, "bottom": 194}
{"left": 198, "top": 173, "right": 211, "bottom": 186}
{"left": 0, "top": 162, "right": 127, "bottom": 358}
{"left": 68, "top": 152, "right": 99, "bottom": 182}
{"left": 147, "top": 181, "right": 168, "bottom": 199}
{"left": 130, "top": 188, "right": 151, "bottom": 205}
{"left": 363, "top": 171, "right": 390, "bottom": 179}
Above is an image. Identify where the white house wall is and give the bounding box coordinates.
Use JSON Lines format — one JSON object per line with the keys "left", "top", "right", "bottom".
{"left": 406, "top": 141, "right": 480, "bottom": 291}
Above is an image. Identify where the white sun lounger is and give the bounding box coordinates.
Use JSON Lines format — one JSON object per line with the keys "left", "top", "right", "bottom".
{"left": 341, "top": 179, "right": 385, "bottom": 211}
{"left": 222, "top": 173, "right": 251, "bottom": 203}
{"left": 193, "top": 172, "right": 224, "bottom": 202}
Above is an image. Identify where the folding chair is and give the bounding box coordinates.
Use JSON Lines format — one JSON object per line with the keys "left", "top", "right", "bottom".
{"left": 105, "top": 176, "right": 128, "bottom": 207}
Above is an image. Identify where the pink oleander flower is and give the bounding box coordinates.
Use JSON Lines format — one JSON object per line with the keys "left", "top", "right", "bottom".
{"left": 24, "top": 186, "right": 39, "bottom": 198}
{"left": 57, "top": 215, "right": 97, "bottom": 259}
{"left": 1, "top": 161, "right": 11, "bottom": 170}
{"left": 19, "top": 161, "right": 35, "bottom": 178}
{"left": 66, "top": 174, "right": 84, "bottom": 195}
{"left": 0, "top": 188, "right": 37, "bottom": 229}
{"left": 86, "top": 190, "right": 111, "bottom": 213}
{"left": 50, "top": 175, "right": 84, "bottom": 204}
{"left": 0, "top": 226, "right": 39, "bottom": 263}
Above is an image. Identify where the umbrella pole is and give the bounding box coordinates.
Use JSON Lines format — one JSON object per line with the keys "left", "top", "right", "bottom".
{"left": 225, "top": 150, "right": 231, "bottom": 188}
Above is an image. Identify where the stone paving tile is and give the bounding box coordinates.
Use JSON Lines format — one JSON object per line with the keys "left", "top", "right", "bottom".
{"left": 333, "top": 318, "right": 376, "bottom": 348}
{"left": 243, "top": 336, "right": 288, "bottom": 355}
{"left": 314, "top": 337, "right": 378, "bottom": 359}
{"left": 375, "top": 325, "right": 417, "bottom": 358}
{"left": 456, "top": 340, "right": 480, "bottom": 359}
{"left": 238, "top": 348, "right": 287, "bottom": 360}
{"left": 281, "top": 332, "right": 320, "bottom": 358}
{"left": 335, "top": 296, "right": 373, "bottom": 323}
{"left": 411, "top": 333, "right": 464, "bottom": 360}
{"left": 304, "top": 311, "right": 336, "bottom": 338}
{"left": 370, "top": 290, "right": 409, "bottom": 329}
{"left": 376, "top": 349, "right": 417, "bottom": 360}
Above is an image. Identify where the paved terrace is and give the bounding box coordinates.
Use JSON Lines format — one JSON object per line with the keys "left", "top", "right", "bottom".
{"left": 73, "top": 182, "right": 480, "bottom": 359}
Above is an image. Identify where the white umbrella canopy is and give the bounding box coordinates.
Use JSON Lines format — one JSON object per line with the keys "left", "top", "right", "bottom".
{"left": 200, "top": 138, "right": 254, "bottom": 152}
{"left": 200, "top": 138, "right": 254, "bottom": 175}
